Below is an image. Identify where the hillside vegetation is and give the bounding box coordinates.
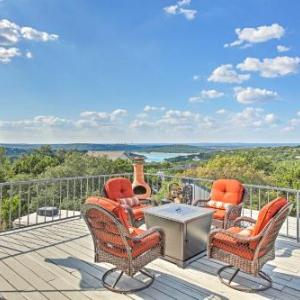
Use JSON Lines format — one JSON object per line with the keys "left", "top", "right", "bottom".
{"left": 1, "top": 145, "right": 300, "bottom": 189}
{"left": 182, "top": 147, "right": 300, "bottom": 189}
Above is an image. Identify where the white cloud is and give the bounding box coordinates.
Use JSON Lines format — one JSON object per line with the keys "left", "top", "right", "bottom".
{"left": 131, "top": 109, "right": 218, "bottom": 134}
{"left": 277, "top": 45, "right": 290, "bottom": 53}
{"left": 0, "top": 46, "right": 21, "bottom": 63}
{"left": 164, "top": 5, "right": 179, "bottom": 15}
{"left": 201, "top": 116, "right": 216, "bottom": 129}
{"left": 0, "top": 19, "right": 59, "bottom": 45}
{"left": 179, "top": 8, "right": 197, "bottom": 20}
{"left": 225, "top": 23, "right": 285, "bottom": 48}
{"left": 144, "top": 105, "right": 166, "bottom": 112}
{"left": 25, "top": 51, "right": 33, "bottom": 59}
{"left": 230, "top": 107, "right": 278, "bottom": 128}
{"left": 0, "top": 109, "right": 128, "bottom": 133}
{"left": 178, "top": 0, "right": 191, "bottom": 5}
{"left": 264, "top": 113, "right": 278, "bottom": 124}
{"left": 283, "top": 112, "right": 300, "bottom": 132}
{"left": 237, "top": 56, "right": 300, "bottom": 78}
{"left": 78, "top": 109, "right": 127, "bottom": 127}
{"left": 208, "top": 64, "right": 250, "bottom": 83}
{"left": 193, "top": 75, "right": 201, "bottom": 80}
{"left": 282, "top": 126, "right": 295, "bottom": 132}
{"left": 1, "top": 108, "right": 295, "bottom": 143}
{"left": 136, "top": 112, "right": 148, "bottom": 119}
{"left": 189, "top": 89, "right": 224, "bottom": 103}
{"left": 164, "top": 0, "right": 197, "bottom": 20}
{"left": 289, "top": 118, "right": 300, "bottom": 127}
{"left": 33, "top": 116, "right": 70, "bottom": 127}
{"left": 0, "top": 18, "right": 58, "bottom": 63}
{"left": 0, "top": 19, "right": 20, "bottom": 45}
{"left": 130, "top": 119, "right": 156, "bottom": 129}
{"left": 160, "top": 110, "right": 200, "bottom": 124}
{"left": 216, "top": 109, "right": 227, "bottom": 115}
{"left": 132, "top": 110, "right": 195, "bottom": 128}
{"left": 20, "top": 27, "right": 58, "bottom": 42}
{"left": 234, "top": 87, "right": 278, "bottom": 104}
{"left": 0, "top": 115, "right": 70, "bottom": 129}
{"left": 110, "top": 109, "right": 128, "bottom": 119}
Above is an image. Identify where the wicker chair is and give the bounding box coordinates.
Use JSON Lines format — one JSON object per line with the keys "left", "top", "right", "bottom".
{"left": 83, "top": 196, "right": 165, "bottom": 293}
{"left": 207, "top": 197, "right": 292, "bottom": 292}
{"left": 193, "top": 179, "right": 246, "bottom": 229}
{"left": 103, "top": 177, "right": 153, "bottom": 227}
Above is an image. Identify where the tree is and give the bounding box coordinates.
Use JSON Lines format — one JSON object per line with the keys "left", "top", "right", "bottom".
{"left": 12, "top": 146, "right": 60, "bottom": 176}
{"left": 0, "top": 147, "right": 12, "bottom": 182}
{"left": 183, "top": 154, "right": 270, "bottom": 185}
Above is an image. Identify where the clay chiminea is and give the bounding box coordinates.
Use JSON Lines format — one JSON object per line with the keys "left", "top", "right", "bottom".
{"left": 132, "top": 157, "right": 151, "bottom": 200}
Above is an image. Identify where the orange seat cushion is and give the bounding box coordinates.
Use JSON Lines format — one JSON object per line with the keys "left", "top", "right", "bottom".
{"left": 211, "top": 179, "right": 244, "bottom": 205}
{"left": 212, "top": 208, "right": 226, "bottom": 220}
{"left": 105, "top": 178, "right": 134, "bottom": 200}
{"left": 85, "top": 196, "right": 130, "bottom": 229}
{"left": 131, "top": 228, "right": 161, "bottom": 258}
{"left": 208, "top": 208, "right": 236, "bottom": 221}
{"left": 251, "top": 197, "right": 288, "bottom": 236}
{"left": 212, "top": 227, "right": 257, "bottom": 260}
{"left": 100, "top": 226, "right": 161, "bottom": 258}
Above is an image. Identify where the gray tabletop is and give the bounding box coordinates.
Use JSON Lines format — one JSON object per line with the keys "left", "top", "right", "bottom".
{"left": 144, "top": 203, "right": 214, "bottom": 223}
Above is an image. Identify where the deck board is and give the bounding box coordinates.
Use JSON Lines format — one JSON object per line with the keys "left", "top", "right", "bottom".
{"left": 0, "top": 217, "right": 300, "bottom": 300}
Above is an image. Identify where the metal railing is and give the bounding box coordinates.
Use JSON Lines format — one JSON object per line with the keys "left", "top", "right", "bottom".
{"left": 1, "top": 172, "right": 299, "bottom": 242}
{"left": 144, "top": 173, "right": 300, "bottom": 242}
{"left": 0, "top": 173, "right": 132, "bottom": 232}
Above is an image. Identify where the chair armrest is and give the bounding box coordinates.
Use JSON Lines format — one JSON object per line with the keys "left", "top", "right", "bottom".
{"left": 132, "top": 226, "right": 165, "bottom": 243}
{"left": 233, "top": 216, "right": 256, "bottom": 228}
{"left": 209, "top": 228, "right": 263, "bottom": 244}
{"left": 139, "top": 199, "right": 155, "bottom": 206}
{"left": 193, "top": 199, "right": 209, "bottom": 207}
{"left": 224, "top": 203, "right": 243, "bottom": 228}
{"left": 121, "top": 205, "right": 136, "bottom": 227}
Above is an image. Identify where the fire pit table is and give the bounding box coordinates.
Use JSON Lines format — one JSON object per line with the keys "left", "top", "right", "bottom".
{"left": 144, "top": 203, "right": 213, "bottom": 268}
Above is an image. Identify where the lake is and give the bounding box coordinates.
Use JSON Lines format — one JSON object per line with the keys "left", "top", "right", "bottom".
{"left": 136, "top": 152, "right": 193, "bottom": 162}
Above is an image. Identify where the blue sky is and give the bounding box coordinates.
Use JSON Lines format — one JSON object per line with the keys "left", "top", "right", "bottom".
{"left": 0, "top": 0, "right": 300, "bottom": 143}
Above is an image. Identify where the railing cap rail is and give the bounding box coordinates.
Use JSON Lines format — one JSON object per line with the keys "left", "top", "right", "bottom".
{"left": 0, "top": 173, "right": 132, "bottom": 187}
{"left": 144, "top": 173, "right": 300, "bottom": 193}
{"left": 0, "top": 172, "right": 299, "bottom": 194}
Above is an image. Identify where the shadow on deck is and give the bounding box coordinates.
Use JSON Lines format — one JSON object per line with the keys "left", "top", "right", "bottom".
{"left": 0, "top": 218, "right": 300, "bottom": 300}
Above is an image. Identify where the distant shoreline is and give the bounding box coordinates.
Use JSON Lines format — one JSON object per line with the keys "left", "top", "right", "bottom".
{"left": 1, "top": 142, "right": 299, "bottom": 158}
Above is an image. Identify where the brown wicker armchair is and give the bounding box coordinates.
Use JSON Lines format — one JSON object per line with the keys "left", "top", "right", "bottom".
{"left": 207, "top": 197, "right": 292, "bottom": 292}
{"left": 83, "top": 197, "right": 165, "bottom": 293}
{"left": 104, "top": 177, "right": 153, "bottom": 227}
{"left": 193, "top": 179, "right": 246, "bottom": 229}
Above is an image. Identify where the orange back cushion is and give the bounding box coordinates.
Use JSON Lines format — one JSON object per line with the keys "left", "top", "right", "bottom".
{"left": 251, "top": 197, "right": 288, "bottom": 236}
{"left": 85, "top": 196, "right": 130, "bottom": 229}
{"left": 104, "top": 178, "right": 134, "bottom": 200}
{"left": 211, "top": 179, "right": 244, "bottom": 205}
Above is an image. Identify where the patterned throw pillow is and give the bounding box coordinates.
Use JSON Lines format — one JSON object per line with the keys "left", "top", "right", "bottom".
{"left": 118, "top": 196, "right": 140, "bottom": 207}
{"left": 238, "top": 226, "right": 254, "bottom": 237}
{"left": 207, "top": 200, "right": 232, "bottom": 210}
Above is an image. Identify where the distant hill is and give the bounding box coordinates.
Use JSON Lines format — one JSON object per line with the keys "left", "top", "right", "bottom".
{"left": 141, "top": 144, "right": 205, "bottom": 153}
{"left": 0, "top": 143, "right": 205, "bottom": 154}
{"left": 1, "top": 143, "right": 299, "bottom": 157}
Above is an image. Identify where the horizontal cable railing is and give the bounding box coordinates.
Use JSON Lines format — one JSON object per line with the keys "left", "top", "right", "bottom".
{"left": 1, "top": 172, "right": 299, "bottom": 242}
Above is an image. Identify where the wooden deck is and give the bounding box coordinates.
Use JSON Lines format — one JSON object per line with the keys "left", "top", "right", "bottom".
{"left": 0, "top": 218, "right": 300, "bottom": 300}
